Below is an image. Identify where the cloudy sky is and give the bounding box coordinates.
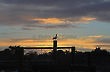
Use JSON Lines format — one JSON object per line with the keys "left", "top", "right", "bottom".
{"left": 0, "top": 0, "right": 110, "bottom": 51}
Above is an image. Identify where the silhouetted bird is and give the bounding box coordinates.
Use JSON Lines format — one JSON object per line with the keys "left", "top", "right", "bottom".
{"left": 53, "top": 34, "right": 57, "bottom": 39}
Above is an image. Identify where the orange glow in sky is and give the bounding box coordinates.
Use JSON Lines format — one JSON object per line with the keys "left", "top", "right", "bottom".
{"left": 0, "top": 36, "right": 110, "bottom": 50}
{"left": 31, "top": 17, "right": 96, "bottom": 24}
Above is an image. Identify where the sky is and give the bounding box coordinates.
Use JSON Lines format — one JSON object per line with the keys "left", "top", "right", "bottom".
{"left": 0, "top": 0, "right": 110, "bottom": 51}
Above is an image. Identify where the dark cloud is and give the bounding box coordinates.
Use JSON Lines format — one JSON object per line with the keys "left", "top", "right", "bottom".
{"left": 98, "top": 45, "right": 110, "bottom": 47}
{"left": 10, "top": 38, "right": 49, "bottom": 42}
{"left": 22, "top": 24, "right": 77, "bottom": 30}
{"left": 95, "top": 38, "right": 110, "bottom": 47}
{"left": 0, "top": 0, "right": 105, "bottom": 5}
{"left": 97, "top": 38, "right": 110, "bottom": 43}
{"left": 0, "top": 0, "right": 110, "bottom": 28}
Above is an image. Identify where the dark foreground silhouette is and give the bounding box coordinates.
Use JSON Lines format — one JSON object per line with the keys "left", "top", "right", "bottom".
{"left": 0, "top": 46, "right": 109, "bottom": 72}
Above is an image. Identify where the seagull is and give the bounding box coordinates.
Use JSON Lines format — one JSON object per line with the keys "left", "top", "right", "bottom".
{"left": 53, "top": 34, "right": 57, "bottom": 39}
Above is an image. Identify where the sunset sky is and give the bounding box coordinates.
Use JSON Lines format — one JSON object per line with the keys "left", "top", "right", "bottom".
{"left": 0, "top": 0, "right": 110, "bottom": 51}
